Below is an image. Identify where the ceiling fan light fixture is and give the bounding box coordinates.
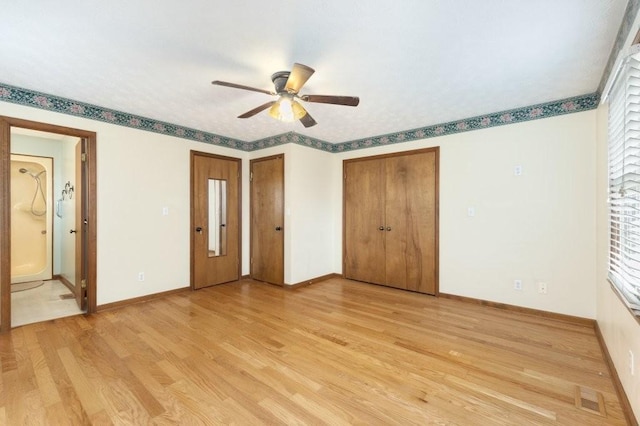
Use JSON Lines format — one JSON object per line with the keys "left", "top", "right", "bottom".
{"left": 268, "top": 97, "right": 306, "bottom": 123}
{"left": 291, "top": 100, "right": 307, "bottom": 120}
{"left": 268, "top": 98, "right": 287, "bottom": 121}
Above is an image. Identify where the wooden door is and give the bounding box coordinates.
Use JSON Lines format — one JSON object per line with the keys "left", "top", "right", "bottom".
{"left": 343, "top": 148, "right": 439, "bottom": 295}
{"left": 343, "top": 158, "right": 386, "bottom": 285}
{"left": 191, "top": 152, "right": 240, "bottom": 289}
{"left": 74, "top": 140, "right": 86, "bottom": 310}
{"left": 384, "top": 150, "right": 438, "bottom": 294}
{"left": 250, "top": 155, "right": 284, "bottom": 285}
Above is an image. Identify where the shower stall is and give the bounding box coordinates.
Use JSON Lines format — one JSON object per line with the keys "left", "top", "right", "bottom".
{"left": 10, "top": 154, "right": 53, "bottom": 284}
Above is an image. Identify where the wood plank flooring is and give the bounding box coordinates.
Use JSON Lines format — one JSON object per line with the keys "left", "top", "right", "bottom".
{"left": 0, "top": 278, "right": 629, "bottom": 425}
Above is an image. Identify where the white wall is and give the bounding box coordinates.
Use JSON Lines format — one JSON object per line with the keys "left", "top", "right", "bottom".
{"left": 334, "top": 111, "right": 597, "bottom": 318}
{"left": 2, "top": 101, "right": 599, "bottom": 317}
{"left": 247, "top": 143, "right": 335, "bottom": 285}
{"left": 286, "top": 144, "right": 335, "bottom": 284}
{"left": 1, "top": 102, "right": 248, "bottom": 305}
{"left": 95, "top": 122, "right": 248, "bottom": 305}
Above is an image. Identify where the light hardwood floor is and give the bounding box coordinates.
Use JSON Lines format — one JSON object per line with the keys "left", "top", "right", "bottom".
{"left": 0, "top": 278, "right": 629, "bottom": 424}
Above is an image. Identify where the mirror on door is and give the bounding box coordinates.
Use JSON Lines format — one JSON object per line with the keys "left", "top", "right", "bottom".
{"left": 208, "top": 179, "right": 227, "bottom": 257}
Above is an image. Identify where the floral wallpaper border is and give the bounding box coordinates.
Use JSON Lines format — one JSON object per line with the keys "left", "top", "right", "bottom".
{"left": 0, "top": 83, "right": 253, "bottom": 151}
{"left": 249, "top": 132, "right": 335, "bottom": 152}
{"left": 330, "top": 93, "right": 599, "bottom": 153}
{"left": 0, "top": 82, "right": 599, "bottom": 154}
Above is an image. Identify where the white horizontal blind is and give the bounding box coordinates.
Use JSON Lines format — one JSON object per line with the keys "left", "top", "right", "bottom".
{"left": 608, "top": 53, "right": 640, "bottom": 312}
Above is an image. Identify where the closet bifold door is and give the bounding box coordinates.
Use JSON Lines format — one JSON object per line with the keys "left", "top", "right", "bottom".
{"left": 384, "top": 151, "right": 437, "bottom": 294}
{"left": 343, "top": 148, "right": 439, "bottom": 295}
{"left": 343, "top": 158, "right": 386, "bottom": 285}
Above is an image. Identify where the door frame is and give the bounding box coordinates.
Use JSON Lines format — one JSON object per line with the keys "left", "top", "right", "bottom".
{"left": 0, "top": 116, "right": 98, "bottom": 332}
{"left": 342, "top": 147, "right": 440, "bottom": 295}
{"left": 189, "top": 150, "right": 242, "bottom": 289}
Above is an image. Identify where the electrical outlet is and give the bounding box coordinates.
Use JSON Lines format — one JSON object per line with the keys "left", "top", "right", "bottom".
{"left": 138, "top": 272, "right": 145, "bottom": 282}
{"left": 538, "top": 282, "right": 547, "bottom": 294}
{"left": 514, "top": 280, "right": 522, "bottom": 290}
{"left": 630, "top": 350, "right": 635, "bottom": 376}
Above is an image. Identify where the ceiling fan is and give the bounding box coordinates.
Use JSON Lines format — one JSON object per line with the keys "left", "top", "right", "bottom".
{"left": 211, "top": 63, "right": 359, "bottom": 128}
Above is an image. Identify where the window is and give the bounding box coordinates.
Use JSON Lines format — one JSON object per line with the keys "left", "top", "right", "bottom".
{"left": 608, "top": 47, "right": 640, "bottom": 314}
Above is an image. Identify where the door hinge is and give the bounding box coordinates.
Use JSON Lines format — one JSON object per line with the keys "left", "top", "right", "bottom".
{"left": 81, "top": 153, "right": 87, "bottom": 162}
{"left": 250, "top": 171, "right": 253, "bottom": 182}
{"left": 81, "top": 279, "right": 87, "bottom": 289}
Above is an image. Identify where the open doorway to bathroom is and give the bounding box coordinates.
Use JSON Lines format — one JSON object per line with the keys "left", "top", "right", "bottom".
{"left": 0, "top": 117, "right": 97, "bottom": 332}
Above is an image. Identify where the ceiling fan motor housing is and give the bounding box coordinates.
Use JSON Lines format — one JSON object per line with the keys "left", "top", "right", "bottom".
{"left": 271, "top": 71, "right": 291, "bottom": 94}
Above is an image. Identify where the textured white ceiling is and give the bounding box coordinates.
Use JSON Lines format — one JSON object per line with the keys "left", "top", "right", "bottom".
{"left": 0, "top": 1, "right": 629, "bottom": 143}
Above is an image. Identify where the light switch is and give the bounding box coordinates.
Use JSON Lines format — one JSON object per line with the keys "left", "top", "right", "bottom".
{"left": 514, "top": 165, "right": 522, "bottom": 176}
{"left": 467, "top": 207, "right": 475, "bottom": 217}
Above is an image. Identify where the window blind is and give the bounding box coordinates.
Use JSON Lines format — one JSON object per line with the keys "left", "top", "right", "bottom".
{"left": 608, "top": 52, "right": 640, "bottom": 313}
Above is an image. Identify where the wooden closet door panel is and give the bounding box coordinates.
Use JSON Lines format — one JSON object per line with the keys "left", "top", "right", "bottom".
{"left": 385, "top": 151, "right": 437, "bottom": 294}
{"left": 250, "top": 155, "right": 284, "bottom": 285}
{"left": 344, "top": 158, "right": 386, "bottom": 285}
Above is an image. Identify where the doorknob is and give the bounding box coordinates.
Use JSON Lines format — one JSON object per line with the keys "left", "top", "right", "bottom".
{"left": 378, "top": 226, "right": 384, "bottom": 231}
{"left": 195, "top": 226, "right": 203, "bottom": 233}
{"left": 275, "top": 226, "right": 282, "bottom": 231}
{"left": 220, "top": 224, "right": 226, "bottom": 227}
{"left": 70, "top": 229, "right": 77, "bottom": 234}
{"left": 386, "top": 227, "right": 392, "bottom": 231}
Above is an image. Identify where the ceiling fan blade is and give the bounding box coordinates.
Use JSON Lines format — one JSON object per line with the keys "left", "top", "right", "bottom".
{"left": 212, "top": 80, "right": 275, "bottom": 96}
{"left": 238, "top": 101, "right": 277, "bottom": 118}
{"left": 301, "top": 95, "right": 360, "bottom": 106}
{"left": 285, "top": 63, "right": 315, "bottom": 93}
{"left": 299, "top": 110, "right": 317, "bottom": 128}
